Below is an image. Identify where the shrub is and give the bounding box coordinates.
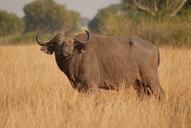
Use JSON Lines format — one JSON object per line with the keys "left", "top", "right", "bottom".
{"left": 0, "top": 10, "right": 24, "bottom": 36}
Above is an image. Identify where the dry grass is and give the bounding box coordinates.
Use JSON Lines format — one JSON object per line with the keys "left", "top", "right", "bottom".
{"left": 0, "top": 45, "right": 190, "bottom": 128}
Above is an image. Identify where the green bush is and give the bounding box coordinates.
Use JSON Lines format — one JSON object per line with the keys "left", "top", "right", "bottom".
{"left": 0, "top": 10, "right": 24, "bottom": 36}
{"left": 99, "top": 17, "right": 191, "bottom": 46}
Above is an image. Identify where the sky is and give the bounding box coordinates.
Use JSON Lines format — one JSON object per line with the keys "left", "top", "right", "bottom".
{"left": 0, "top": 0, "right": 121, "bottom": 19}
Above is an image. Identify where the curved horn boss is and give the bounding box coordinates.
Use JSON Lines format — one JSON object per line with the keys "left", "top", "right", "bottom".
{"left": 65, "top": 30, "right": 90, "bottom": 44}
{"left": 36, "top": 32, "right": 54, "bottom": 46}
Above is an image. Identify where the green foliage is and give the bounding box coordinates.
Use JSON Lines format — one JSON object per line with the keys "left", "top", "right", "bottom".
{"left": 121, "top": 0, "right": 189, "bottom": 22}
{"left": 78, "top": 17, "right": 90, "bottom": 27}
{"left": 133, "top": 0, "right": 187, "bottom": 18}
{"left": 129, "top": 20, "right": 191, "bottom": 46}
{"left": 23, "top": 0, "right": 80, "bottom": 32}
{"left": 184, "top": 0, "right": 191, "bottom": 8}
{"left": 178, "top": 8, "right": 191, "bottom": 22}
{"left": 0, "top": 10, "right": 24, "bottom": 36}
{"left": 88, "top": 4, "right": 123, "bottom": 33}
{"left": 88, "top": 2, "right": 191, "bottom": 46}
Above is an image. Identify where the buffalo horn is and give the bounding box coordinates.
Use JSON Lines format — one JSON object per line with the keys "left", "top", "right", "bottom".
{"left": 36, "top": 32, "right": 53, "bottom": 46}
{"left": 65, "top": 30, "right": 90, "bottom": 44}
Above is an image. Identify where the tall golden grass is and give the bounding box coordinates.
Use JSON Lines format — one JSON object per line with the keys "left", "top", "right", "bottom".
{"left": 0, "top": 45, "right": 190, "bottom": 128}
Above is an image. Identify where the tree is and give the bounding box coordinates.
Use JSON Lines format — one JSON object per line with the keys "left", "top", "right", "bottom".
{"left": 132, "top": 0, "right": 187, "bottom": 17}
{"left": 0, "top": 10, "right": 24, "bottom": 36}
{"left": 184, "top": 0, "right": 191, "bottom": 8}
{"left": 88, "top": 4, "right": 122, "bottom": 33}
{"left": 23, "top": 0, "right": 80, "bottom": 32}
{"left": 122, "top": 0, "right": 136, "bottom": 10}
{"left": 78, "top": 17, "right": 90, "bottom": 27}
{"left": 121, "top": 0, "right": 146, "bottom": 22}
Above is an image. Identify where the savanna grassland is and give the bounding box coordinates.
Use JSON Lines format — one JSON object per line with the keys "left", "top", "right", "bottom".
{"left": 0, "top": 44, "right": 190, "bottom": 128}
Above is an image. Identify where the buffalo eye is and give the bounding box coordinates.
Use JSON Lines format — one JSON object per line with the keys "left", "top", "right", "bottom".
{"left": 74, "top": 43, "right": 87, "bottom": 53}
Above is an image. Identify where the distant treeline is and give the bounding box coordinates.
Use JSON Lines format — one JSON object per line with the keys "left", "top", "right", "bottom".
{"left": 0, "top": 0, "right": 191, "bottom": 46}
{"left": 0, "top": 0, "right": 81, "bottom": 36}
{"left": 89, "top": 0, "right": 191, "bottom": 46}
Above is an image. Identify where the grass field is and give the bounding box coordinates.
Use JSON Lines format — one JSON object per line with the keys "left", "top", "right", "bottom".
{"left": 0, "top": 45, "right": 190, "bottom": 128}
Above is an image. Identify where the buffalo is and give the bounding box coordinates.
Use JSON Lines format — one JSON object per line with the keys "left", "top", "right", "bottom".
{"left": 36, "top": 30, "right": 164, "bottom": 99}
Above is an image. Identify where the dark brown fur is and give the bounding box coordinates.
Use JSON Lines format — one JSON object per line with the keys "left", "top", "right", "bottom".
{"left": 37, "top": 31, "right": 165, "bottom": 99}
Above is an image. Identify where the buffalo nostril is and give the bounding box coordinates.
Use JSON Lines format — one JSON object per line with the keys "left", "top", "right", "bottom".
{"left": 64, "top": 52, "right": 69, "bottom": 56}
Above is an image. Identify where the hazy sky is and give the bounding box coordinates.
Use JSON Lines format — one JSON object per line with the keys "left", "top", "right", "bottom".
{"left": 0, "top": 0, "right": 121, "bottom": 19}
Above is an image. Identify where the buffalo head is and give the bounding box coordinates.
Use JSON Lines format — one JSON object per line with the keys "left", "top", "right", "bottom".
{"left": 36, "top": 30, "right": 90, "bottom": 58}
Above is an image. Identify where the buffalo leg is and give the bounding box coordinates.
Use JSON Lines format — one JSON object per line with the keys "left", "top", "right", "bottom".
{"left": 148, "top": 78, "right": 165, "bottom": 100}
{"left": 142, "top": 70, "right": 165, "bottom": 100}
{"left": 134, "top": 79, "right": 152, "bottom": 98}
{"left": 134, "top": 79, "right": 143, "bottom": 97}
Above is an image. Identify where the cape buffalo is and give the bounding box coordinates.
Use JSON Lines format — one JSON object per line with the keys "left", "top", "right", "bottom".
{"left": 36, "top": 30, "right": 164, "bottom": 99}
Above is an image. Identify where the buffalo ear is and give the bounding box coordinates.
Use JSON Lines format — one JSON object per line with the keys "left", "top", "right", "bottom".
{"left": 74, "top": 42, "right": 88, "bottom": 53}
